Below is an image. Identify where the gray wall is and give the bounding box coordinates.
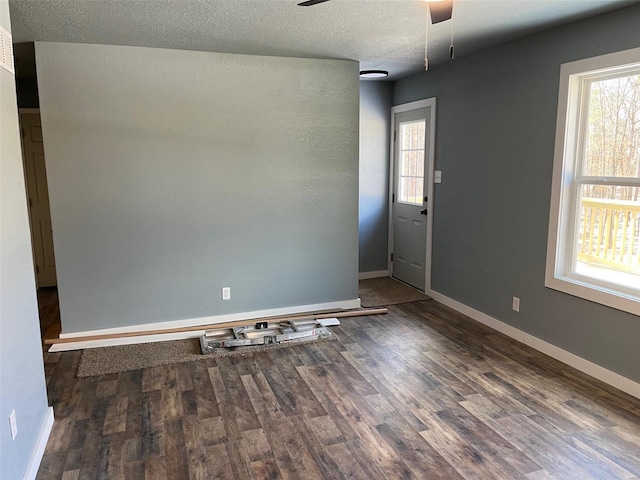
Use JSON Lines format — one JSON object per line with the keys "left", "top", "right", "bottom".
{"left": 394, "top": 4, "right": 640, "bottom": 382}
{"left": 0, "top": 1, "right": 50, "bottom": 477}
{"left": 35, "top": 42, "right": 359, "bottom": 334}
{"left": 359, "top": 81, "right": 392, "bottom": 274}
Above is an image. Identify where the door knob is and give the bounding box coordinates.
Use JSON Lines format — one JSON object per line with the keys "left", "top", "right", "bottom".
{"left": 420, "top": 209, "right": 428, "bottom": 215}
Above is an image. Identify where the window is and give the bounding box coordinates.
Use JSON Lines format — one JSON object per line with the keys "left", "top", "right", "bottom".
{"left": 546, "top": 47, "right": 640, "bottom": 316}
{"left": 398, "top": 120, "right": 426, "bottom": 205}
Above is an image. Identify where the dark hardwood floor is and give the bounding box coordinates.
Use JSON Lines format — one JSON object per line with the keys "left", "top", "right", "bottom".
{"left": 36, "top": 295, "right": 640, "bottom": 479}
{"left": 38, "top": 287, "right": 61, "bottom": 342}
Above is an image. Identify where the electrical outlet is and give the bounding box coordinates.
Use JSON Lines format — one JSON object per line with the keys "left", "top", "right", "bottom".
{"left": 9, "top": 410, "right": 17, "bottom": 440}
{"left": 222, "top": 287, "right": 231, "bottom": 301}
{"left": 512, "top": 296, "right": 520, "bottom": 312}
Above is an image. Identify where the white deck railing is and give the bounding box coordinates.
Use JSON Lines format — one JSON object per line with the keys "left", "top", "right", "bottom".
{"left": 578, "top": 197, "right": 640, "bottom": 275}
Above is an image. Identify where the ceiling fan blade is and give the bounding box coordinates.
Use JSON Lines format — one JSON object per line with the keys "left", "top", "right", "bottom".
{"left": 298, "top": 0, "right": 331, "bottom": 6}
{"left": 429, "top": 0, "right": 453, "bottom": 24}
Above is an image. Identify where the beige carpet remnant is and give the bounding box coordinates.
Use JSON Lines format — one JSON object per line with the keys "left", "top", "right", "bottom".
{"left": 359, "top": 276, "right": 430, "bottom": 307}
{"left": 77, "top": 335, "right": 336, "bottom": 378}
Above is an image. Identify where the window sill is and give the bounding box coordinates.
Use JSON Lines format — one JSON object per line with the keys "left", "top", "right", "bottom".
{"left": 545, "top": 274, "right": 640, "bottom": 317}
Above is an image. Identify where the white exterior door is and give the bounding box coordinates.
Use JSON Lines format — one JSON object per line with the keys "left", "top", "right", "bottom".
{"left": 391, "top": 104, "right": 434, "bottom": 291}
{"left": 20, "top": 112, "right": 57, "bottom": 287}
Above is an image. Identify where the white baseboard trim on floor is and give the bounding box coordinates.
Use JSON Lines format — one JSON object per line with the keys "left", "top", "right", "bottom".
{"left": 50, "top": 298, "right": 362, "bottom": 352}
{"left": 49, "top": 330, "right": 207, "bottom": 352}
{"left": 427, "top": 289, "right": 640, "bottom": 400}
{"left": 358, "top": 270, "right": 389, "bottom": 280}
{"left": 24, "top": 407, "right": 54, "bottom": 480}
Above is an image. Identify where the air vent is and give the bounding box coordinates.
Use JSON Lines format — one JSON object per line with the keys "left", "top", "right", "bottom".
{"left": 0, "top": 26, "right": 14, "bottom": 75}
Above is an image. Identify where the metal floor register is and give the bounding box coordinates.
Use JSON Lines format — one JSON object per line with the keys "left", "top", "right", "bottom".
{"left": 200, "top": 318, "right": 340, "bottom": 353}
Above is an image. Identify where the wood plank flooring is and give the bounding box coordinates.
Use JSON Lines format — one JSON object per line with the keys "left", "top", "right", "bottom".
{"left": 38, "top": 286, "right": 62, "bottom": 342}
{"left": 36, "top": 294, "right": 640, "bottom": 479}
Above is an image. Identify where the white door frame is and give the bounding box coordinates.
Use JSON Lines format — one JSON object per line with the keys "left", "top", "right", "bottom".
{"left": 388, "top": 98, "right": 437, "bottom": 292}
{"left": 18, "top": 108, "right": 42, "bottom": 286}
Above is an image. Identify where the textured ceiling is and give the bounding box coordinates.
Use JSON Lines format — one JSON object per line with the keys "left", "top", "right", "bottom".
{"left": 8, "top": 0, "right": 640, "bottom": 80}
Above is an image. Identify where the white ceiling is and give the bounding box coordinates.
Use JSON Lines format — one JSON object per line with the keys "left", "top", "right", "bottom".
{"left": 8, "top": 0, "right": 640, "bottom": 80}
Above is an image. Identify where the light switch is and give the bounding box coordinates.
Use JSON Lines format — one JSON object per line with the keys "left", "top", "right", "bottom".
{"left": 434, "top": 171, "right": 442, "bottom": 183}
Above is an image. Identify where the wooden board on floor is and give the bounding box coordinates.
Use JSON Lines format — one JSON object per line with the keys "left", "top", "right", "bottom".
{"left": 45, "top": 308, "right": 388, "bottom": 345}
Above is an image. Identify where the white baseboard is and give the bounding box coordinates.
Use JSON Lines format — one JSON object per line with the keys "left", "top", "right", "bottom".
{"left": 427, "top": 289, "right": 640, "bottom": 400}
{"left": 51, "top": 298, "right": 361, "bottom": 352}
{"left": 23, "top": 407, "right": 54, "bottom": 480}
{"left": 358, "top": 270, "right": 389, "bottom": 280}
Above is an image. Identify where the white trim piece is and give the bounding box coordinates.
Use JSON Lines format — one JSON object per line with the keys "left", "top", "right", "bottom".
{"left": 58, "top": 298, "right": 361, "bottom": 339}
{"left": 545, "top": 276, "right": 640, "bottom": 316}
{"left": 388, "top": 98, "right": 437, "bottom": 292}
{"left": 23, "top": 407, "right": 54, "bottom": 480}
{"left": 387, "top": 108, "right": 394, "bottom": 275}
{"left": 358, "top": 270, "right": 389, "bottom": 280}
{"left": 18, "top": 108, "right": 40, "bottom": 114}
{"left": 49, "top": 331, "right": 206, "bottom": 352}
{"left": 427, "top": 289, "right": 640, "bottom": 400}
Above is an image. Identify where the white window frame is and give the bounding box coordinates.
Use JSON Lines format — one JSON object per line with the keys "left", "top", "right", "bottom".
{"left": 546, "top": 47, "right": 640, "bottom": 317}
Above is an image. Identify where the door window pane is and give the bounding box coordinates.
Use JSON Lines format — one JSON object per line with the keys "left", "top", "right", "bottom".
{"left": 398, "top": 120, "right": 426, "bottom": 205}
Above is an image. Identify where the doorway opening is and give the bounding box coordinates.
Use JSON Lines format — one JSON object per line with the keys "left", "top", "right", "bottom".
{"left": 19, "top": 109, "right": 61, "bottom": 344}
{"left": 15, "top": 43, "right": 61, "bottom": 345}
{"left": 388, "top": 98, "right": 436, "bottom": 292}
